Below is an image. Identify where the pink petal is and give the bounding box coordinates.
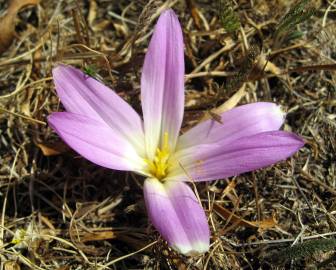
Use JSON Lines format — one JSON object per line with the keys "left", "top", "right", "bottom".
{"left": 48, "top": 112, "right": 147, "bottom": 174}
{"left": 141, "top": 9, "right": 185, "bottom": 159}
{"left": 52, "top": 65, "right": 145, "bottom": 156}
{"left": 169, "top": 131, "right": 304, "bottom": 182}
{"left": 177, "top": 102, "right": 285, "bottom": 151}
{"left": 143, "top": 178, "right": 209, "bottom": 255}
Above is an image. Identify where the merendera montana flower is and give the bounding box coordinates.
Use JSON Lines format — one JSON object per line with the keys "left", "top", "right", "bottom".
{"left": 48, "top": 9, "right": 304, "bottom": 256}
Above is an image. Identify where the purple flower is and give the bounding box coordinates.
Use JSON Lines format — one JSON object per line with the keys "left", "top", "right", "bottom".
{"left": 48, "top": 10, "right": 304, "bottom": 256}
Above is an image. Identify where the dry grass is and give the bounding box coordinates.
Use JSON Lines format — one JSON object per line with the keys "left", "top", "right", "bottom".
{"left": 0, "top": 0, "right": 335, "bottom": 269}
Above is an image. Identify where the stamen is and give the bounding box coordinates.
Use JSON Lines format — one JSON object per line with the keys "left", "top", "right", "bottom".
{"left": 145, "top": 132, "right": 171, "bottom": 180}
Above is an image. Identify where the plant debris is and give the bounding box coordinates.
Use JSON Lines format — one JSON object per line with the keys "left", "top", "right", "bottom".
{"left": 0, "top": 0, "right": 39, "bottom": 54}
{"left": 0, "top": 0, "right": 335, "bottom": 269}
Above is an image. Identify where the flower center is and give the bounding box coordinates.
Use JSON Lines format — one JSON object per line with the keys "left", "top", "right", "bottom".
{"left": 145, "top": 132, "right": 170, "bottom": 180}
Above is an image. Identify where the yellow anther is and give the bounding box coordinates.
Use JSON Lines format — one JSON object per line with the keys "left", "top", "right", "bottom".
{"left": 145, "top": 132, "right": 171, "bottom": 180}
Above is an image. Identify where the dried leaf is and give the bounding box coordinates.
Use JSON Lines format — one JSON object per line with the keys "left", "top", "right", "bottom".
{"left": 186, "top": 0, "right": 202, "bottom": 29}
{"left": 21, "top": 88, "right": 33, "bottom": 116}
{"left": 4, "top": 262, "right": 21, "bottom": 270}
{"left": 81, "top": 230, "right": 116, "bottom": 243}
{"left": 39, "top": 214, "right": 56, "bottom": 231}
{"left": 87, "top": 0, "right": 111, "bottom": 32}
{"left": 250, "top": 215, "right": 278, "bottom": 232}
{"left": 201, "top": 85, "right": 246, "bottom": 122}
{"left": 206, "top": 110, "right": 223, "bottom": 124}
{"left": 222, "top": 180, "right": 236, "bottom": 198}
{"left": 213, "top": 203, "right": 277, "bottom": 230}
{"left": 55, "top": 267, "right": 70, "bottom": 270}
{"left": 256, "top": 54, "right": 282, "bottom": 75}
{"left": 87, "top": 0, "right": 97, "bottom": 28}
{"left": 0, "top": 0, "right": 39, "bottom": 54}
{"left": 92, "top": 20, "right": 111, "bottom": 32}
{"left": 113, "top": 22, "right": 128, "bottom": 37}
{"left": 214, "top": 203, "right": 256, "bottom": 228}
{"left": 36, "top": 141, "right": 69, "bottom": 156}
